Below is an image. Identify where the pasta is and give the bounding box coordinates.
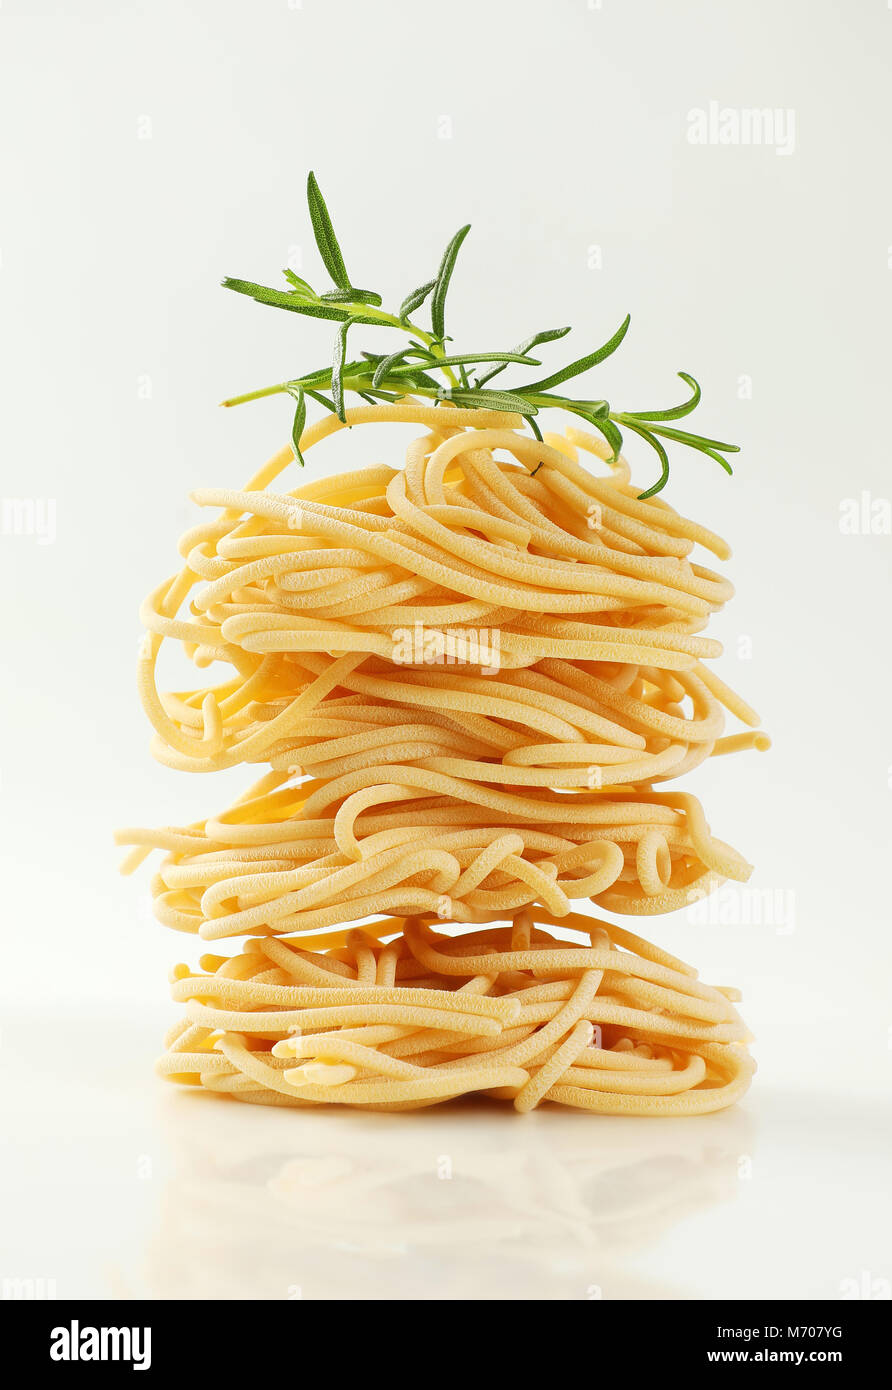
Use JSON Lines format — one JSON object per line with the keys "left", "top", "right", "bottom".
{"left": 122, "top": 402, "right": 766, "bottom": 1113}
{"left": 157, "top": 910, "right": 755, "bottom": 1116}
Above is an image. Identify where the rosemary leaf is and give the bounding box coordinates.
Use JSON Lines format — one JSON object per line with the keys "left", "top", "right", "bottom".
{"left": 476, "top": 326, "right": 571, "bottom": 387}
{"left": 283, "top": 269, "right": 315, "bottom": 296}
{"left": 331, "top": 317, "right": 355, "bottom": 422}
{"left": 306, "top": 171, "right": 352, "bottom": 291}
{"left": 305, "top": 388, "right": 337, "bottom": 413}
{"left": 520, "top": 314, "right": 631, "bottom": 392}
{"left": 222, "top": 278, "right": 382, "bottom": 325}
{"left": 371, "top": 347, "right": 416, "bottom": 388}
{"left": 446, "top": 387, "right": 536, "bottom": 415}
{"left": 573, "top": 411, "right": 624, "bottom": 462}
{"left": 642, "top": 422, "right": 740, "bottom": 452}
{"left": 399, "top": 279, "right": 437, "bottom": 322}
{"left": 622, "top": 420, "right": 670, "bottom": 499}
{"left": 683, "top": 442, "right": 735, "bottom": 475}
{"left": 387, "top": 350, "right": 539, "bottom": 378}
{"left": 431, "top": 224, "right": 471, "bottom": 343}
{"left": 320, "top": 287, "right": 383, "bottom": 306}
{"left": 283, "top": 383, "right": 307, "bottom": 467}
{"left": 623, "top": 371, "right": 702, "bottom": 422}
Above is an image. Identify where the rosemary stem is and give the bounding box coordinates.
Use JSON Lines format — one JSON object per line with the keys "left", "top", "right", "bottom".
{"left": 221, "top": 382, "right": 290, "bottom": 407}
{"left": 375, "top": 311, "right": 460, "bottom": 388}
{"left": 222, "top": 308, "right": 461, "bottom": 407}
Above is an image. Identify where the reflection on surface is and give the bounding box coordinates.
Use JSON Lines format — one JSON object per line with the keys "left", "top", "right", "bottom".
{"left": 146, "top": 1090, "right": 755, "bottom": 1298}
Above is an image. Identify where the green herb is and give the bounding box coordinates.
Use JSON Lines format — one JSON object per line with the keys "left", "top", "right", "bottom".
{"left": 221, "top": 172, "right": 739, "bottom": 498}
{"left": 283, "top": 383, "right": 306, "bottom": 467}
{"left": 430, "top": 223, "right": 471, "bottom": 345}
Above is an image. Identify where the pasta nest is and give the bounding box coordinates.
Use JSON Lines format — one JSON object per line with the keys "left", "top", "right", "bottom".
{"left": 159, "top": 910, "right": 755, "bottom": 1116}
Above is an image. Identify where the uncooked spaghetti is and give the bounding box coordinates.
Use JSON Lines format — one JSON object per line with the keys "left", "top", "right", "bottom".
{"left": 157, "top": 909, "right": 754, "bottom": 1115}
{"left": 123, "top": 177, "right": 767, "bottom": 1116}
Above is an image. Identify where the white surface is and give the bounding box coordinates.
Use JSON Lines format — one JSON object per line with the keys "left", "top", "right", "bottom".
{"left": 2, "top": 1008, "right": 890, "bottom": 1300}
{"left": 1, "top": 0, "right": 891, "bottom": 1301}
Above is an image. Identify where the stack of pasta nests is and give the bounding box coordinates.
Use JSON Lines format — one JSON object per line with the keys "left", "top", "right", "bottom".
{"left": 119, "top": 403, "right": 768, "bottom": 1115}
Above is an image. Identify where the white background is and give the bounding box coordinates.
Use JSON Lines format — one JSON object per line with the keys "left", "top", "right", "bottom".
{"left": 1, "top": 0, "right": 890, "bottom": 1300}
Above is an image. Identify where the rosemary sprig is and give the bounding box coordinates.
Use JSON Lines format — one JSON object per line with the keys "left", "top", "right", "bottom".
{"left": 221, "top": 173, "right": 738, "bottom": 499}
